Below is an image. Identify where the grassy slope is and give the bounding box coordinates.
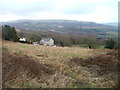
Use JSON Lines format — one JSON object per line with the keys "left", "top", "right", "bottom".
{"left": 2, "top": 41, "right": 118, "bottom": 88}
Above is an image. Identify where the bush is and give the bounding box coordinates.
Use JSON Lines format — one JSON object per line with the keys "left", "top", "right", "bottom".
{"left": 105, "top": 39, "right": 115, "bottom": 49}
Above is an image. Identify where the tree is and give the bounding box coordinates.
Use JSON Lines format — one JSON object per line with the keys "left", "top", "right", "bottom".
{"left": 70, "top": 36, "right": 76, "bottom": 44}
{"left": 60, "top": 41, "right": 64, "bottom": 47}
{"left": 105, "top": 38, "right": 115, "bottom": 49}
{"left": 2, "top": 25, "right": 18, "bottom": 42}
{"left": 83, "top": 36, "right": 99, "bottom": 49}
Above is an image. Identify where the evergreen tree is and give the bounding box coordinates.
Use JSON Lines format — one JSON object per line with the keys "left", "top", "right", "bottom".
{"left": 11, "top": 27, "right": 18, "bottom": 42}
{"left": 2, "top": 25, "right": 18, "bottom": 42}
{"left": 105, "top": 38, "right": 115, "bottom": 49}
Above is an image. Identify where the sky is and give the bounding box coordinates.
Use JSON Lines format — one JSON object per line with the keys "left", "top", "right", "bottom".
{"left": 0, "top": 0, "right": 119, "bottom": 23}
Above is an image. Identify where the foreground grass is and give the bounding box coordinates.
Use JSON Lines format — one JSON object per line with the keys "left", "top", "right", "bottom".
{"left": 2, "top": 41, "right": 118, "bottom": 88}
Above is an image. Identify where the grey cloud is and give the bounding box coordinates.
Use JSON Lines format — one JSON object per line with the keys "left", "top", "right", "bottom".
{"left": 0, "top": 0, "right": 56, "bottom": 16}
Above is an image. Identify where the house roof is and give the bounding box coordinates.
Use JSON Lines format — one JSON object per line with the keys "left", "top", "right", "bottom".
{"left": 41, "top": 38, "right": 53, "bottom": 42}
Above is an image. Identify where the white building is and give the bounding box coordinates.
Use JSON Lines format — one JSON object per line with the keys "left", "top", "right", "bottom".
{"left": 40, "top": 38, "right": 54, "bottom": 46}
{"left": 32, "top": 42, "right": 39, "bottom": 45}
{"left": 19, "top": 37, "right": 26, "bottom": 42}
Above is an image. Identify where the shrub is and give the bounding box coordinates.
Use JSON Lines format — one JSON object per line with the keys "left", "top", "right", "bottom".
{"left": 105, "top": 39, "right": 115, "bottom": 49}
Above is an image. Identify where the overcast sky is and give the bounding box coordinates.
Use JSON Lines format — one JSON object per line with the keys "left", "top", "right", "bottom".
{"left": 0, "top": 0, "right": 119, "bottom": 23}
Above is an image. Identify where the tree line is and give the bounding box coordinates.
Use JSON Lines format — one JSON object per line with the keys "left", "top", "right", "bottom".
{"left": 2, "top": 25, "right": 118, "bottom": 49}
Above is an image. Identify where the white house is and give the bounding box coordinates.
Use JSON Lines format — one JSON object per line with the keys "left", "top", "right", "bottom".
{"left": 19, "top": 37, "right": 26, "bottom": 42}
{"left": 32, "top": 42, "right": 39, "bottom": 45}
{"left": 40, "top": 38, "right": 54, "bottom": 46}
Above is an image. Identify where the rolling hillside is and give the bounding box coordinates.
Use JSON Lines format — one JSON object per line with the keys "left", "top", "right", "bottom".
{"left": 2, "top": 41, "right": 118, "bottom": 88}
{"left": 1, "top": 19, "right": 118, "bottom": 37}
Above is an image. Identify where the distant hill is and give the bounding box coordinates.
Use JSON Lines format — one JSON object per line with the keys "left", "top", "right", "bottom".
{"left": 102, "top": 22, "right": 118, "bottom": 27}
{"left": 1, "top": 19, "right": 118, "bottom": 37}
